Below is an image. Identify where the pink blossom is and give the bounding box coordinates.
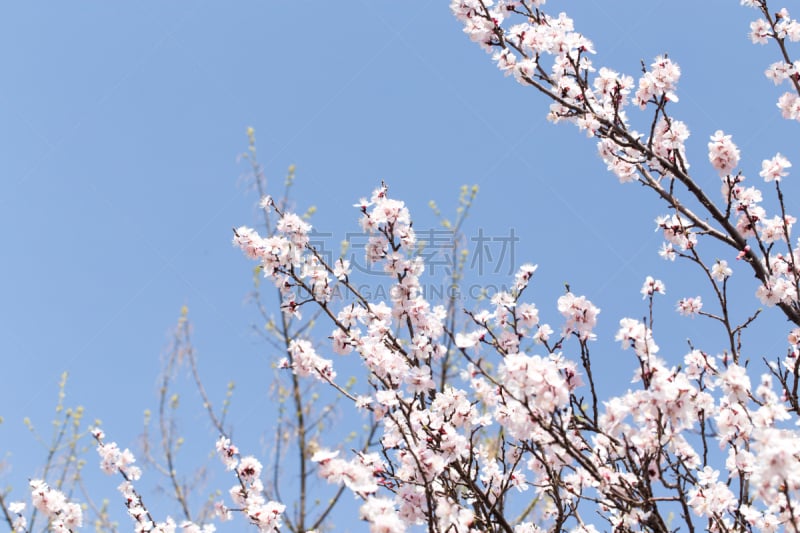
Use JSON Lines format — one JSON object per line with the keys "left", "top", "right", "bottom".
{"left": 499, "top": 352, "right": 570, "bottom": 416}
{"left": 359, "top": 497, "right": 405, "bottom": 533}
{"left": 532, "top": 323, "right": 553, "bottom": 343}
{"left": 760, "top": 215, "right": 790, "bottom": 243}
{"left": 8, "top": 501, "right": 26, "bottom": 532}
{"left": 493, "top": 48, "right": 517, "bottom": 75}
{"left": 651, "top": 118, "right": 690, "bottom": 170}
{"left": 213, "top": 501, "right": 232, "bottom": 522}
{"left": 764, "top": 61, "right": 794, "bottom": 85}
{"left": 215, "top": 436, "right": 239, "bottom": 471}
{"left": 593, "top": 67, "right": 633, "bottom": 107}
{"left": 759, "top": 152, "right": 791, "bottom": 182}
{"left": 676, "top": 296, "right": 702, "bottom": 317}
{"left": 711, "top": 260, "right": 732, "bottom": 281}
{"left": 557, "top": 292, "right": 600, "bottom": 340}
{"left": 513, "top": 57, "right": 538, "bottom": 85}
{"left": 634, "top": 55, "right": 681, "bottom": 107}
{"left": 404, "top": 365, "right": 435, "bottom": 394}
{"left": 789, "top": 328, "right": 800, "bottom": 346}
{"left": 656, "top": 213, "right": 696, "bottom": 250}
{"left": 333, "top": 257, "right": 351, "bottom": 280}
{"left": 615, "top": 318, "right": 659, "bottom": 357}
{"left": 777, "top": 92, "right": 800, "bottom": 120}
{"left": 756, "top": 275, "right": 798, "bottom": 306}
{"left": 277, "top": 212, "right": 311, "bottom": 247}
{"left": 640, "top": 276, "right": 665, "bottom": 298}
{"left": 288, "top": 339, "right": 336, "bottom": 381}
{"left": 353, "top": 197, "right": 372, "bottom": 211}
{"left": 719, "top": 364, "right": 751, "bottom": 403}
{"left": 774, "top": 8, "right": 800, "bottom": 41}
{"left": 514, "top": 263, "right": 538, "bottom": 291}
{"left": 597, "top": 138, "right": 638, "bottom": 183}
{"left": 237, "top": 456, "right": 263, "bottom": 484}
{"left": 517, "top": 302, "right": 539, "bottom": 329}
{"left": 355, "top": 395, "right": 373, "bottom": 410}
{"left": 455, "top": 329, "right": 485, "bottom": 349}
{"left": 687, "top": 466, "right": 736, "bottom": 518}
{"left": 245, "top": 500, "right": 286, "bottom": 532}
{"left": 749, "top": 18, "right": 772, "bottom": 44}
{"left": 96, "top": 440, "right": 142, "bottom": 480}
{"left": 29, "top": 479, "right": 83, "bottom": 530}
{"left": 232, "top": 226, "right": 264, "bottom": 260}
{"left": 656, "top": 242, "right": 675, "bottom": 262}
{"left": 708, "top": 130, "right": 740, "bottom": 175}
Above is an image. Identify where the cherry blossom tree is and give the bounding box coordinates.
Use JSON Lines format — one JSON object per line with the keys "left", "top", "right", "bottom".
{"left": 4, "top": 0, "right": 800, "bottom": 532}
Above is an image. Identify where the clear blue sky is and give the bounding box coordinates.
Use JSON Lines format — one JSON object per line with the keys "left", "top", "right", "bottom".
{"left": 1, "top": 1, "right": 797, "bottom": 530}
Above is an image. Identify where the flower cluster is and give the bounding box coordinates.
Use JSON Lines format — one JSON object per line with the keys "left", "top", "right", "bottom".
{"left": 676, "top": 296, "right": 703, "bottom": 317}
{"left": 7, "top": 501, "right": 26, "bottom": 532}
{"left": 708, "top": 130, "right": 741, "bottom": 176}
{"left": 233, "top": 198, "right": 335, "bottom": 319}
{"left": 94, "top": 428, "right": 142, "bottom": 481}
{"left": 743, "top": 4, "right": 800, "bottom": 121}
{"left": 311, "top": 449, "right": 382, "bottom": 496}
{"left": 237, "top": 185, "right": 607, "bottom": 529}
{"left": 214, "top": 436, "right": 286, "bottom": 532}
{"left": 243, "top": 0, "right": 800, "bottom": 529}
{"left": 450, "top": 0, "right": 800, "bottom": 334}
{"left": 451, "top": 9, "right": 800, "bottom": 526}
{"left": 707, "top": 133, "right": 800, "bottom": 306}
{"left": 28, "top": 480, "right": 83, "bottom": 532}
{"left": 230, "top": 142, "right": 800, "bottom": 531}
{"left": 91, "top": 428, "right": 215, "bottom": 533}
{"left": 16, "top": 2, "right": 800, "bottom": 532}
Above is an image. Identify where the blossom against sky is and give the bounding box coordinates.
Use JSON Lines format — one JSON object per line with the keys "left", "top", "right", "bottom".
{"left": 1, "top": 1, "right": 798, "bottom": 529}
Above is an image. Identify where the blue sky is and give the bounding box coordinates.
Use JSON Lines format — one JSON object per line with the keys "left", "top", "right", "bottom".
{"left": 2, "top": 1, "right": 798, "bottom": 530}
